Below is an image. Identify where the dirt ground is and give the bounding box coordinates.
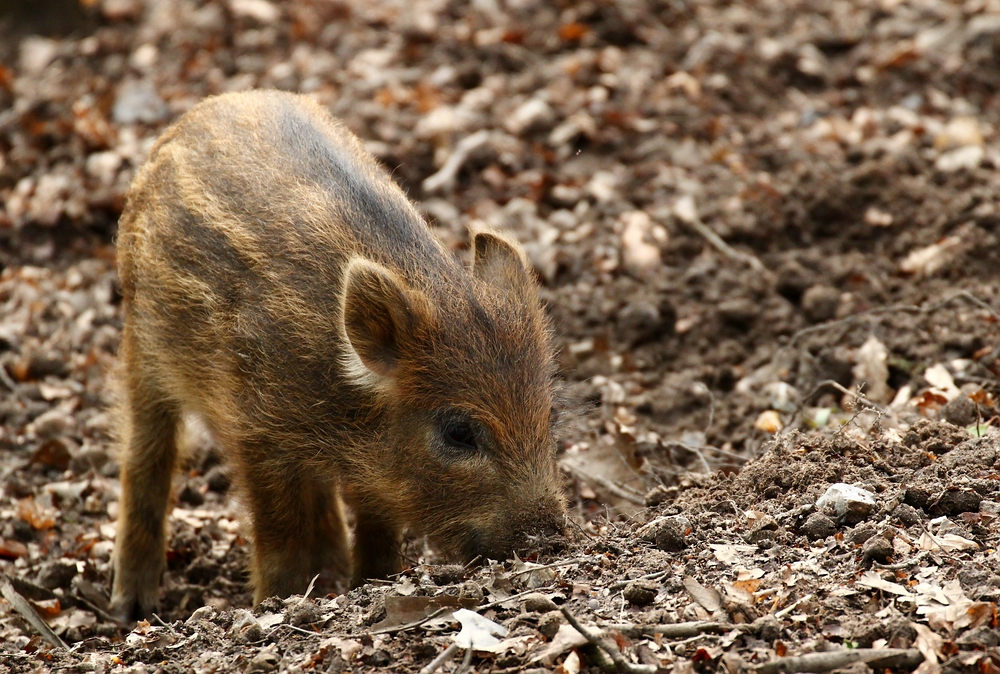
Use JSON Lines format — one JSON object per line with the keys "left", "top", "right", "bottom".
{"left": 1, "top": 0, "right": 999, "bottom": 672}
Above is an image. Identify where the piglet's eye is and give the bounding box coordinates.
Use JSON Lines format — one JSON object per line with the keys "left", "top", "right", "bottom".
{"left": 441, "top": 418, "right": 478, "bottom": 452}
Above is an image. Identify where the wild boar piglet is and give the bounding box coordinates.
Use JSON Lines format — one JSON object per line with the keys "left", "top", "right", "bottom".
{"left": 111, "top": 90, "right": 566, "bottom": 621}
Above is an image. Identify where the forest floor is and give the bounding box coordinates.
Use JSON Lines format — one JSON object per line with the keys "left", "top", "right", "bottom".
{"left": 0, "top": 0, "right": 999, "bottom": 672}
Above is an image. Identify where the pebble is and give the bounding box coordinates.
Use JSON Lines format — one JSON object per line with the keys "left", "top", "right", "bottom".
{"left": 801, "top": 285, "right": 840, "bottom": 322}
{"left": 861, "top": 535, "right": 893, "bottom": 567}
{"left": 248, "top": 650, "right": 279, "bottom": 673}
{"left": 623, "top": 579, "right": 658, "bottom": 606}
{"left": 935, "top": 145, "right": 983, "bottom": 172}
{"left": 113, "top": 80, "right": 169, "bottom": 125}
{"left": 536, "top": 610, "right": 563, "bottom": 639}
{"left": 891, "top": 503, "right": 922, "bottom": 527}
{"left": 941, "top": 395, "right": 977, "bottom": 427}
{"left": 817, "top": 483, "right": 875, "bottom": 524}
{"left": 522, "top": 592, "right": 558, "bottom": 613}
{"left": 800, "top": 512, "right": 837, "bottom": 541}
{"left": 638, "top": 515, "right": 690, "bottom": 551}
{"left": 37, "top": 559, "right": 78, "bottom": 590}
{"left": 931, "top": 488, "right": 982, "bottom": 517}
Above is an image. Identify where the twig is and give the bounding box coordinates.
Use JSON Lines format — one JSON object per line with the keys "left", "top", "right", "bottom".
{"left": 419, "top": 643, "right": 460, "bottom": 674}
{"left": 369, "top": 606, "right": 450, "bottom": 636}
{"left": 0, "top": 364, "right": 19, "bottom": 395}
{"left": 874, "top": 551, "right": 928, "bottom": 571}
{"left": 803, "top": 380, "right": 881, "bottom": 412}
{"left": 609, "top": 569, "right": 669, "bottom": 592}
{"left": 560, "top": 607, "right": 657, "bottom": 674}
{"left": 562, "top": 461, "right": 646, "bottom": 506}
{"left": 0, "top": 573, "right": 67, "bottom": 649}
{"left": 271, "top": 623, "right": 322, "bottom": 637}
{"left": 509, "top": 558, "right": 586, "bottom": 577}
{"left": 478, "top": 585, "right": 557, "bottom": 611}
{"left": 674, "top": 204, "right": 766, "bottom": 272}
{"left": 753, "top": 647, "right": 923, "bottom": 674}
{"left": 455, "top": 645, "right": 475, "bottom": 674}
{"left": 422, "top": 130, "right": 492, "bottom": 193}
{"left": 788, "top": 292, "right": 999, "bottom": 350}
{"left": 599, "top": 620, "right": 743, "bottom": 639}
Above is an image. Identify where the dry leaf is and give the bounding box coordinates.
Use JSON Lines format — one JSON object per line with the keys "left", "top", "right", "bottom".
{"left": 684, "top": 575, "right": 721, "bottom": 612}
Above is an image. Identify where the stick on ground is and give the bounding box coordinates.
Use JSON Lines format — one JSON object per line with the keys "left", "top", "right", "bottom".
{"left": 560, "top": 607, "right": 657, "bottom": 674}
{"left": 753, "top": 648, "right": 924, "bottom": 674}
{"left": 0, "top": 573, "right": 67, "bottom": 649}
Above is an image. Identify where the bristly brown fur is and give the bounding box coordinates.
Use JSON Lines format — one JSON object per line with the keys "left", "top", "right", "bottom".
{"left": 110, "top": 90, "right": 566, "bottom": 621}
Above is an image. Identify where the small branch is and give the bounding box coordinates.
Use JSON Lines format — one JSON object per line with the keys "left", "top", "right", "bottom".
{"left": 418, "top": 643, "right": 460, "bottom": 674}
{"left": 608, "top": 570, "right": 669, "bottom": 592}
{"left": 422, "top": 130, "right": 492, "bottom": 193}
{"left": 599, "top": 620, "right": 743, "bottom": 639}
{"left": 369, "top": 606, "right": 449, "bottom": 636}
{"left": 673, "top": 204, "right": 765, "bottom": 273}
{"left": 509, "top": 558, "right": 587, "bottom": 578}
{"left": 0, "top": 364, "right": 19, "bottom": 396}
{"left": 562, "top": 461, "right": 646, "bottom": 506}
{"left": 455, "top": 646, "right": 475, "bottom": 674}
{"left": 478, "top": 585, "right": 557, "bottom": 611}
{"left": 753, "top": 648, "right": 924, "bottom": 674}
{"left": 0, "top": 573, "right": 67, "bottom": 649}
{"left": 560, "top": 607, "right": 657, "bottom": 674}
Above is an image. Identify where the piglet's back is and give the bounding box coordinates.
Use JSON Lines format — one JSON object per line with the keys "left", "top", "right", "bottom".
{"left": 117, "top": 92, "right": 466, "bottom": 409}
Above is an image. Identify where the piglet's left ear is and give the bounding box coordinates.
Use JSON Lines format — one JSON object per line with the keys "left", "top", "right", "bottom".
{"left": 471, "top": 230, "right": 535, "bottom": 297}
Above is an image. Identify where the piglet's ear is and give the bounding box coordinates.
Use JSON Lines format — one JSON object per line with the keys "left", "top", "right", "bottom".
{"left": 471, "top": 230, "right": 534, "bottom": 296}
{"left": 341, "top": 258, "right": 425, "bottom": 379}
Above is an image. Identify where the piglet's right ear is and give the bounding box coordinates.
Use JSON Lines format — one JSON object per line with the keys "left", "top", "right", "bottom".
{"left": 472, "top": 230, "right": 535, "bottom": 297}
{"left": 341, "top": 258, "right": 425, "bottom": 379}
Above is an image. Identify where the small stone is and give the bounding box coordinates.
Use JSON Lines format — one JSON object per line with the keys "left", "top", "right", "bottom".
{"left": 935, "top": 145, "right": 983, "bottom": 172}
{"left": 955, "top": 625, "right": 1000, "bottom": 648}
{"left": 892, "top": 503, "right": 922, "bottom": 527}
{"left": 747, "top": 515, "right": 780, "bottom": 544}
{"left": 428, "top": 564, "right": 466, "bottom": 586}
{"left": 617, "top": 300, "right": 669, "bottom": 345}
{"left": 623, "top": 580, "right": 658, "bottom": 606}
{"left": 504, "top": 98, "right": 554, "bottom": 135}
{"left": 817, "top": 483, "right": 876, "bottom": 524}
{"left": 28, "top": 409, "right": 75, "bottom": 440}
{"left": 801, "top": 285, "right": 840, "bottom": 322}
{"left": 718, "top": 298, "right": 760, "bottom": 327}
{"left": 588, "top": 598, "right": 600, "bottom": 611}
{"left": 363, "top": 650, "right": 391, "bottom": 667}
{"left": 537, "top": 610, "right": 563, "bottom": 639}
{"left": 248, "top": 650, "right": 279, "bottom": 672}
{"left": 941, "top": 395, "right": 977, "bottom": 427}
{"left": 286, "top": 599, "right": 322, "bottom": 626}
{"left": 113, "top": 80, "right": 169, "bottom": 125}
{"left": 931, "top": 488, "right": 982, "bottom": 517}
{"left": 644, "top": 485, "right": 679, "bottom": 507}
{"left": 638, "top": 515, "right": 690, "bottom": 551}
{"left": 800, "top": 513, "right": 837, "bottom": 541}
{"left": 522, "top": 593, "right": 558, "bottom": 613}
{"left": 753, "top": 615, "right": 782, "bottom": 642}
{"left": 847, "top": 524, "right": 877, "bottom": 545}
{"left": 903, "top": 485, "right": 934, "bottom": 511}
{"left": 37, "top": 559, "right": 78, "bottom": 590}
{"left": 861, "top": 535, "right": 893, "bottom": 568}
{"left": 231, "top": 609, "right": 263, "bottom": 642}
{"left": 187, "top": 605, "right": 217, "bottom": 623}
